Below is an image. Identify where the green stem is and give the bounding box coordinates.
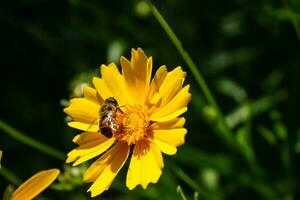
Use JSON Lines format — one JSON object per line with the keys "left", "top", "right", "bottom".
{"left": 0, "top": 166, "right": 22, "bottom": 186}
{"left": 172, "top": 165, "right": 221, "bottom": 200}
{"left": 145, "top": 0, "right": 235, "bottom": 148}
{"left": 0, "top": 119, "right": 65, "bottom": 161}
{"left": 284, "top": 0, "right": 300, "bottom": 42}
{"left": 176, "top": 185, "right": 188, "bottom": 200}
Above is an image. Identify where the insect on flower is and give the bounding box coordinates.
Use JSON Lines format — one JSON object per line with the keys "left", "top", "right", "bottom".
{"left": 64, "top": 48, "right": 191, "bottom": 197}
{"left": 98, "top": 97, "right": 121, "bottom": 138}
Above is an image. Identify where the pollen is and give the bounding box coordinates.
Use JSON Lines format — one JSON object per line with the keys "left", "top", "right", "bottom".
{"left": 114, "top": 105, "right": 150, "bottom": 145}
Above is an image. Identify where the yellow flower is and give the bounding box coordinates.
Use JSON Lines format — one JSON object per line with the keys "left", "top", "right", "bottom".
{"left": 64, "top": 48, "right": 191, "bottom": 197}
{"left": 12, "top": 169, "right": 60, "bottom": 200}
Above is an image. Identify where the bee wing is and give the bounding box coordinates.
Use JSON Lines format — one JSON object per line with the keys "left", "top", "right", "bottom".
{"left": 85, "top": 117, "right": 99, "bottom": 132}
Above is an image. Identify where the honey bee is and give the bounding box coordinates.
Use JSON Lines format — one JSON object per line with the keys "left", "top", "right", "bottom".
{"left": 98, "top": 97, "right": 120, "bottom": 138}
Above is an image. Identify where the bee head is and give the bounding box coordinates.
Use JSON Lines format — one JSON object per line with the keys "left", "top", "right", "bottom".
{"left": 104, "top": 97, "right": 118, "bottom": 105}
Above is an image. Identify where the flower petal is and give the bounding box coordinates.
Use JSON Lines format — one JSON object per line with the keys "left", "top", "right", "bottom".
{"left": 83, "top": 85, "right": 102, "bottom": 105}
{"left": 121, "top": 48, "right": 153, "bottom": 105}
{"left": 150, "top": 117, "right": 186, "bottom": 130}
{"left": 153, "top": 128, "right": 187, "bottom": 148}
{"left": 153, "top": 66, "right": 186, "bottom": 106}
{"left": 12, "top": 169, "right": 60, "bottom": 200}
{"left": 85, "top": 142, "right": 129, "bottom": 197}
{"left": 151, "top": 118, "right": 187, "bottom": 155}
{"left": 126, "top": 140, "right": 163, "bottom": 190}
{"left": 147, "top": 65, "right": 168, "bottom": 105}
{"left": 152, "top": 138, "right": 177, "bottom": 155}
{"left": 157, "top": 67, "right": 186, "bottom": 107}
{"left": 64, "top": 98, "right": 100, "bottom": 124}
{"left": 67, "top": 132, "right": 115, "bottom": 166}
{"left": 100, "top": 63, "right": 131, "bottom": 106}
{"left": 151, "top": 85, "right": 191, "bottom": 121}
{"left": 67, "top": 121, "right": 99, "bottom": 132}
{"left": 92, "top": 77, "right": 113, "bottom": 100}
{"left": 151, "top": 107, "right": 188, "bottom": 122}
{"left": 153, "top": 128, "right": 187, "bottom": 155}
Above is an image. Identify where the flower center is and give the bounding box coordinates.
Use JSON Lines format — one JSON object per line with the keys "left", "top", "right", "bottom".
{"left": 114, "top": 105, "right": 150, "bottom": 145}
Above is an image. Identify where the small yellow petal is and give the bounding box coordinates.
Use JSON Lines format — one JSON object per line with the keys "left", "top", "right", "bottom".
{"left": 12, "top": 169, "right": 60, "bottom": 200}
{"left": 121, "top": 48, "right": 153, "bottom": 105}
{"left": 83, "top": 85, "right": 102, "bottom": 105}
{"left": 150, "top": 118, "right": 186, "bottom": 129}
{"left": 126, "top": 140, "right": 162, "bottom": 190}
{"left": 151, "top": 107, "right": 188, "bottom": 122}
{"left": 152, "top": 138, "right": 177, "bottom": 155}
{"left": 85, "top": 142, "right": 129, "bottom": 197}
{"left": 156, "top": 67, "right": 186, "bottom": 106}
{"left": 151, "top": 85, "right": 191, "bottom": 121}
{"left": 92, "top": 77, "right": 113, "bottom": 100}
{"left": 147, "top": 65, "right": 167, "bottom": 105}
{"left": 64, "top": 98, "right": 100, "bottom": 124}
{"left": 72, "top": 132, "right": 106, "bottom": 145}
{"left": 67, "top": 121, "right": 99, "bottom": 132}
{"left": 159, "top": 80, "right": 184, "bottom": 106}
{"left": 153, "top": 128, "right": 187, "bottom": 147}
{"left": 150, "top": 142, "right": 164, "bottom": 169}
{"left": 67, "top": 132, "right": 115, "bottom": 166}
{"left": 101, "top": 63, "right": 131, "bottom": 105}
{"left": 150, "top": 118, "right": 186, "bottom": 155}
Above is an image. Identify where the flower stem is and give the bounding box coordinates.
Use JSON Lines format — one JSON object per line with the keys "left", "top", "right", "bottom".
{"left": 0, "top": 119, "right": 65, "bottom": 161}
{"left": 145, "top": 0, "right": 235, "bottom": 148}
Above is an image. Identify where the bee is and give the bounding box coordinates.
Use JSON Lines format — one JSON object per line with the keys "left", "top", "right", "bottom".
{"left": 98, "top": 97, "right": 120, "bottom": 138}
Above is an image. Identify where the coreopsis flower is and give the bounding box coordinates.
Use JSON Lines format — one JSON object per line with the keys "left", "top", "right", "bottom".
{"left": 64, "top": 48, "right": 191, "bottom": 197}
{"left": 12, "top": 169, "right": 60, "bottom": 200}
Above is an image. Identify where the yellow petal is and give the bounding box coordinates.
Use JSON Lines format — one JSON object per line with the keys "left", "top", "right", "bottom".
{"left": 92, "top": 77, "right": 113, "bottom": 100}
{"left": 83, "top": 85, "right": 102, "bottom": 105}
{"left": 67, "top": 132, "right": 115, "bottom": 166}
{"left": 100, "top": 63, "right": 132, "bottom": 106}
{"left": 64, "top": 98, "right": 100, "bottom": 124}
{"left": 85, "top": 142, "right": 129, "bottom": 197}
{"left": 150, "top": 117, "right": 186, "bottom": 129}
{"left": 156, "top": 67, "right": 186, "bottom": 107}
{"left": 150, "top": 118, "right": 186, "bottom": 155}
{"left": 153, "top": 128, "right": 187, "bottom": 148}
{"left": 71, "top": 131, "right": 106, "bottom": 145}
{"left": 67, "top": 121, "right": 99, "bottom": 132}
{"left": 147, "top": 65, "right": 168, "bottom": 105}
{"left": 152, "top": 138, "right": 177, "bottom": 155}
{"left": 126, "top": 140, "right": 163, "bottom": 190}
{"left": 12, "top": 169, "right": 60, "bottom": 200}
{"left": 150, "top": 142, "right": 164, "bottom": 169}
{"left": 151, "top": 107, "right": 188, "bottom": 122}
{"left": 151, "top": 85, "right": 191, "bottom": 121}
{"left": 121, "top": 48, "right": 153, "bottom": 105}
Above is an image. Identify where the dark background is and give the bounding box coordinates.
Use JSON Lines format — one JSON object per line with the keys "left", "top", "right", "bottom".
{"left": 0, "top": 0, "right": 300, "bottom": 199}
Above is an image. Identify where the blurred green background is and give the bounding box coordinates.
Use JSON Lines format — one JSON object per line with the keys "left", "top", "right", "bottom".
{"left": 1, "top": 0, "right": 300, "bottom": 199}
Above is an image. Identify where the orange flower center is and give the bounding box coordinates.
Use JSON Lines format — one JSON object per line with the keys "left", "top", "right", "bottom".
{"left": 114, "top": 105, "right": 150, "bottom": 145}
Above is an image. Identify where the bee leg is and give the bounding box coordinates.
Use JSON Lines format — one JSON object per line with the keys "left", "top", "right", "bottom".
{"left": 117, "top": 107, "right": 124, "bottom": 113}
{"left": 129, "top": 145, "right": 135, "bottom": 154}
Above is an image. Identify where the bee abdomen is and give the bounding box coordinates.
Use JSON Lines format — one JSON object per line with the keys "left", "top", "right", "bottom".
{"left": 100, "top": 126, "right": 113, "bottom": 138}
